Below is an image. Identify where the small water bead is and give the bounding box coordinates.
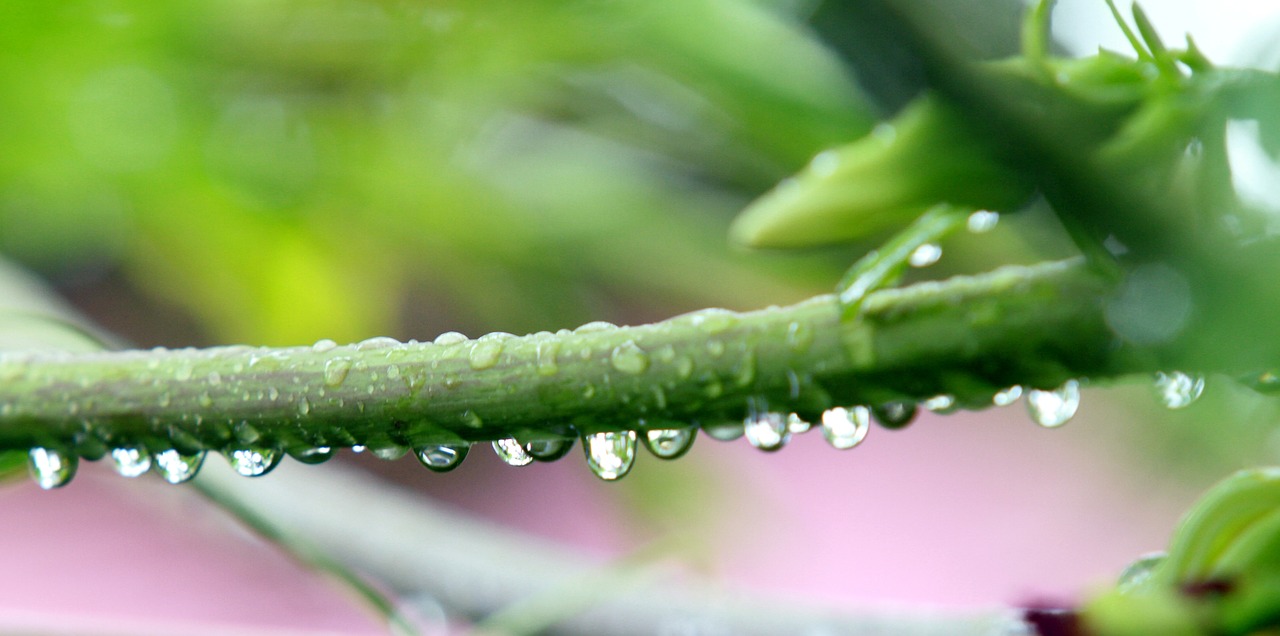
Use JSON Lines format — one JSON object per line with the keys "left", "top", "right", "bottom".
{"left": 821, "top": 406, "right": 870, "bottom": 450}
{"left": 289, "top": 446, "right": 334, "bottom": 465}
{"left": 433, "top": 331, "right": 468, "bottom": 345}
{"left": 416, "top": 444, "right": 469, "bottom": 472}
{"left": 1153, "top": 371, "right": 1204, "bottom": 409}
{"left": 785, "top": 320, "right": 814, "bottom": 352}
{"left": 574, "top": 321, "right": 617, "bottom": 334}
{"left": 908, "top": 243, "right": 942, "bottom": 268}
{"left": 690, "top": 308, "right": 738, "bottom": 334}
{"left": 356, "top": 336, "right": 401, "bottom": 351}
{"left": 966, "top": 210, "right": 1000, "bottom": 233}
{"left": 324, "top": 358, "right": 353, "bottom": 387}
{"left": 610, "top": 340, "right": 649, "bottom": 375}
{"left": 786, "top": 413, "right": 811, "bottom": 434}
{"left": 174, "top": 364, "right": 194, "bottom": 382}
{"left": 298, "top": 397, "right": 311, "bottom": 416}
{"left": 153, "top": 449, "right": 206, "bottom": 484}
{"left": 28, "top": 448, "right": 76, "bottom": 490}
{"left": 371, "top": 444, "right": 409, "bottom": 461}
{"left": 226, "top": 445, "right": 282, "bottom": 477}
{"left": 525, "top": 439, "right": 574, "bottom": 462}
{"left": 111, "top": 446, "right": 151, "bottom": 477}
{"left": 312, "top": 338, "right": 338, "bottom": 352}
{"left": 993, "top": 386, "right": 1023, "bottom": 407}
{"left": 468, "top": 338, "right": 504, "bottom": 370}
{"left": 536, "top": 341, "right": 560, "bottom": 376}
{"left": 233, "top": 421, "right": 262, "bottom": 444}
{"left": 1026, "top": 380, "right": 1081, "bottom": 428}
{"left": 872, "top": 402, "right": 917, "bottom": 430}
{"left": 351, "top": 445, "right": 367, "bottom": 453}
{"left": 702, "top": 420, "right": 744, "bottom": 441}
{"left": 583, "top": 431, "right": 637, "bottom": 481}
{"left": 643, "top": 428, "right": 696, "bottom": 460}
{"left": 1253, "top": 371, "right": 1280, "bottom": 394}
{"left": 743, "top": 398, "right": 789, "bottom": 452}
{"left": 492, "top": 438, "right": 534, "bottom": 467}
{"left": 922, "top": 394, "right": 956, "bottom": 413}
{"left": 1117, "top": 551, "right": 1166, "bottom": 593}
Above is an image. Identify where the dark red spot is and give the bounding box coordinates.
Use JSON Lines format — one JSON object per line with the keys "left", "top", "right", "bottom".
{"left": 1181, "top": 578, "right": 1234, "bottom": 598}
{"left": 1022, "top": 604, "right": 1083, "bottom": 636}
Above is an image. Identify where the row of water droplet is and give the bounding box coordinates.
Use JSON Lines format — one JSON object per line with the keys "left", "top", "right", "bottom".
{"left": 21, "top": 370, "right": 1208, "bottom": 490}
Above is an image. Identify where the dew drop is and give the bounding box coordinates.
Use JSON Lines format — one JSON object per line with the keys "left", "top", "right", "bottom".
{"left": 356, "top": 336, "right": 400, "bottom": 351}
{"left": 324, "top": 358, "right": 353, "bottom": 387}
{"left": 574, "top": 321, "right": 617, "bottom": 334}
{"left": 922, "top": 394, "right": 956, "bottom": 413}
{"left": 492, "top": 438, "right": 533, "bottom": 467}
{"left": 872, "top": 402, "right": 917, "bottom": 430}
{"left": 672, "top": 356, "right": 694, "bottom": 380}
{"left": 289, "top": 446, "right": 334, "bottom": 465}
{"left": 312, "top": 338, "right": 338, "bottom": 352}
{"left": 28, "top": 447, "right": 76, "bottom": 490}
{"left": 908, "top": 243, "right": 942, "bottom": 268}
{"left": 1153, "top": 371, "right": 1204, "bottom": 409}
{"left": 267, "top": 387, "right": 280, "bottom": 401}
{"left": 706, "top": 340, "right": 726, "bottom": 357}
{"left": 702, "top": 420, "right": 744, "bottom": 441}
{"left": 786, "top": 413, "right": 812, "bottom": 434}
{"left": 966, "top": 210, "right": 1000, "bottom": 234}
{"left": 583, "top": 431, "right": 637, "bottom": 481}
{"left": 821, "top": 406, "right": 870, "bottom": 450}
{"left": 153, "top": 449, "right": 206, "bottom": 484}
{"left": 536, "top": 341, "right": 560, "bottom": 376}
{"left": 1253, "top": 371, "right": 1280, "bottom": 394}
{"left": 198, "top": 392, "right": 213, "bottom": 408}
{"left": 111, "top": 445, "right": 151, "bottom": 477}
{"left": 1026, "top": 380, "right": 1081, "bottom": 428}
{"left": 743, "top": 397, "right": 789, "bottom": 452}
{"left": 690, "top": 308, "right": 738, "bottom": 334}
{"left": 1117, "top": 551, "right": 1166, "bottom": 593}
{"left": 417, "top": 444, "right": 469, "bottom": 472}
{"left": 643, "top": 428, "right": 695, "bottom": 460}
{"left": 233, "top": 421, "right": 261, "bottom": 444}
{"left": 785, "top": 321, "right": 814, "bottom": 352}
{"left": 993, "top": 386, "right": 1023, "bottom": 407}
{"left": 371, "top": 443, "right": 409, "bottom": 461}
{"left": 226, "top": 444, "right": 282, "bottom": 477}
{"left": 433, "top": 331, "right": 468, "bottom": 345}
{"left": 526, "top": 438, "right": 574, "bottom": 462}
{"left": 298, "top": 396, "right": 311, "bottom": 416}
{"left": 174, "top": 364, "right": 193, "bottom": 382}
{"left": 610, "top": 340, "right": 649, "bottom": 375}
{"left": 468, "top": 339, "right": 504, "bottom": 370}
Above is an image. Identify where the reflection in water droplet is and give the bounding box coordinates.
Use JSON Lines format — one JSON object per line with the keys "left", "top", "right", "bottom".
{"left": 574, "top": 321, "right": 617, "bottom": 334}
{"left": 469, "top": 339, "right": 504, "bottom": 370}
{"left": 922, "top": 394, "right": 956, "bottom": 413}
{"left": 227, "top": 445, "right": 282, "bottom": 477}
{"left": 312, "top": 338, "right": 338, "bottom": 352}
{"left": 583, "top": 431, "right": 637, "bottom": 481}
{"left": 1153, "top": 371, "right": 1204, "bottom": 409}
{"left": 702, "top": 420, "right": 744, "bottom": 441}
{"left": 993, "top": 386, "right": 1023, "bottom": 407}
{"left": 610, "top": 340, "right": 650, "bottom": 375}
{"left": 298, "top": 397, "right": 311, "bottom": 416}
{"left": 492, "top": 438, "right": 533, "bottom": 466}
{"left": 289, "top": 446, "right": 334, "bottom": 465}
{"left": 872, "top": 402, "right": 917, "bottom": 429}
{"left": 743, "top": 397, "right": 789, "bottom": 452}
{"left": 154, "top": 449, "right": 206, "bottom": 484}
{"left": 111, "top": 446, "right": 151, "bottom": 477}
{"left": 417, "top": 444, "right": 469, "bottom": 472}
{"left": 356, "top": 336, "right": 400, "bottom": 350}
{"left": 526, "top": 439, "right": 574, "bottom": 462}
{"left": 29, "top": 448, "right": 76, "bottom": 489}
{"left": 1117, "top": 551, "right": 1166, "bottom": 593}
{"left": 908, "top": 243, "right": 942, "bottom": 268}
{"left": 966, "top": 210, "right": 1000, "bottom": 233}
{"left": 371, "top": 444, "right": 409, "bottom": 461}
{"left": 1253, "top": 371, "right": 1280, "bottom": 394}
{"left": 1027, "top": 380, "right": 1081, "bottom": 428}
{"left": 433, "top": 331, "right": 468, "bottom": 345}
{"left": 821, "top": 406, "right": 870, "bottom": 450}
{"left": 786, "top": 413, "right": 811, "bottom": 434}
{"left": 643, "top": 428, "right": 695, "bottom": 460}
{"left": 324, "top": 358, "right": 353, "bottom": 387}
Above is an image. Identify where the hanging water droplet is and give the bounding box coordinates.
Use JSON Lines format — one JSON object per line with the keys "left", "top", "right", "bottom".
{"left": 786, "top": 413, "right": 811, "bottom": 434}
{"left": 288, "top": 446, "right": 334, "bottom": 465}
{"left": 324, "top": 358, "right": 353, "bottom": 387}
{"left": 1153, "top": 371, "right": 1204, "bottom": 409}
{"left": 743, "top": 397, "right": 789, "bottom": 452}
{"left": 993, "top": 386, "right": 1023, "bottom": 407}
{"left": 643, "top": 428, "right": 695, "bottom": 460}
{"left": 226, "top": 445, "right": 282, "bottom": 477}
{"left": 966, "top": 210, "right": 1000, "bottom": 233}
{"left": 468, "top": 339, "right": 504, "bottom": 370}
{"left": 702, "top": 420, "right": 744, "bottom": 441}
{"left": 371, "top": 443, "right": 409, "bottom": 461}
{"left": 312, "top": 338, "right": 338, "bottom": 352}
{"left": 1026, "top": 380, "right": 1081, "bottom": 428}
{"left": 922, "top": 394, "right": 956, "bottom": 413}
{"left": 28, "top": 447, "right": 76, "bottom": 490}
{"left": 610, "top": 340, "right": 650, "bottom": 375}
{"left": 416, "top": 444, "right": 469, "bottom": 472}
{"left": 492, "top": 438, "right": 533, "bottom": 466}
{"left": 525, "top": 438, "right": 574, "bottom": 462}
{"left": 153, "top": 449, "right": 206, "bottom": 484}
{"left": 583, "top": 431, "right": 637, "bottom": 481}
{"left": 111, "top": 445, "right": 151, "bottom": 477}
{"left": 908, "top": 243, "right": 942, "bottom": 268}
{"left": 872, "top": 401, "right": 917, "bottom": 429}
{"left": 433, "top": 331, "right": 468, "bottom": 345}
{"left": 821, "top": 406, "right": 870, "bottom": 450}
{"left": 350, "top": 444, "right": 367, "bottom": 453}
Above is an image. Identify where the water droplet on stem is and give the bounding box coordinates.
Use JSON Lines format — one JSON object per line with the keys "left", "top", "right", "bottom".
{"left": 643, "top": 428, "right": 695, "bottom": 460}
{"left": 583, "top": 431, "right": 637, "bottom": 480}
{"left": 28, "top": 447, "right": 76, "bottom": 489}
{"left": 1027, "top": 380, "right": 1081, "bottom": 428}
{"left": 417, "top": 444, "right": 469, "bottom": 472}
{"left": 821, "top": 406, "right": 870, "bottom": 450}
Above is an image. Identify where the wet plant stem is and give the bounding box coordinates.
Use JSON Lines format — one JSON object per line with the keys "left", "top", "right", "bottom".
{"left": 0, "top": 258, "right": 1146, "bottom": 455}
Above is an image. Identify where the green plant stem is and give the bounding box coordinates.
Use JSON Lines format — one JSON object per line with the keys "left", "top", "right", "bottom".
{"left": 0, "top": 258, "right": 1144, "bottom": 454}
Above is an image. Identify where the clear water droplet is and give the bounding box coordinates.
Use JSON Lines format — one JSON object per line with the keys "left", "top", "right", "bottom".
{"left": 153, "top": 449, "right": 206, "bottom": 484}
{"left": 28, "top": 447, "right": 76, "bottom": 489}
{"left": 233, "top": 421, "right": 261, "bottom": 444}
{"left": 350, "top": 444, "right": 367, "bottom": 453}
{"left": 417, "top": 444, "right": 469, "bottom": 472}
{"left": 1117, "top": 551, "right": 1166, "bottom": 593}
{"left": 1153, "top": 371, "right": 1204, "bottom": 409}
{"left": 610, "top": 340, "right": 649, "bottom": 375}
{"left": 298, "top": 396, "right": 311, "bottom": 416}
{"left": 312, "top": 338, "right": 338, "bottom": 352}
{"left": 643, "top": 428, "right": 695, "bottom": 460}
{"left": 821, "top": 406, "right": 870, "bottom": 450}
{"left": 289, "top": 446, "right": 334, "bottom": 465}
{"left": 583, "top": 431, "right": 637, "bottom": 481}
{"left": 174, "top": 364, "right": 193, "bottom": 382}
{"left": 324, "top": 358, "right": 353, "bottom": 387}
{"left": 356, "top": 336, "right": 400, "bottom": 350}
{"left": 468, "top": 339, "right": 504, "bottom": 370}
{"left": 743, "top": 397, "right": 789, "bottom": 452}
{"left": 526, "top": 438, "right": 574, "bottom": 462}
{"left": 111, "top": 445, "right": 151, "bottom": 477}
{"left": 786, "top": 413, "right": 811, "bottom": 434}
{"left": 574, "top": 321, "right": 617, "bottom": 334}
{"left": 966, "top": 210, "right": 999, "bottom": 233}
{"left": 908, "top": 243, "right": 942, "bottom": 268}
{"left": 536, "top": 341, "right": 560, "bottom": 376}
{"left": 1026, "top": 380, "right": 1081, "bottom": 428}
{"left": 922, "top": 394, "right": 956, "bottom": 413}
{"left": 690, "top": 308, "right": 738, "bottom": 334}
{"left": 993, "top": 385, "right": 1023, "bottom": 407}
{"left": 702, "top": 420, "right": 744, "bottom": 441}
{"left": 785, "top": 321, "right": 813, "bottom": 352}
{"left": 872, "top": 401, "right": 917, "bottom": 429}
{"left": 1252, "top": 371, "right": 1280, "bottom": 394}
{"left": 433, "top": 331, "right": 468, "bottom": 345}
{"left": 370, "top": 443, "right": 408, "bottom": 461}
{"left": 226, "top": 445, "right": 282, "bottom": 477}
{"left": 492, "top": 438, "right": 533, "bottom": 466}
